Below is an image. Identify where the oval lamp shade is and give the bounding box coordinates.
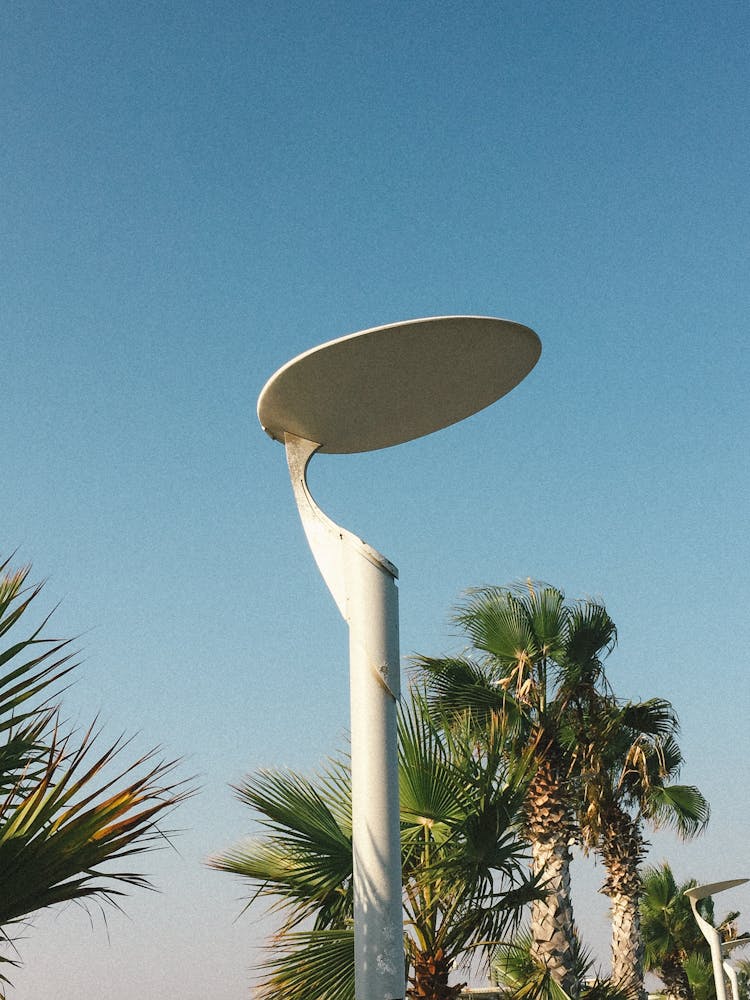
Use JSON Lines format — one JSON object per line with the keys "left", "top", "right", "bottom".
{"left": 258, "top": 315, "right": 541, "bottom": 454}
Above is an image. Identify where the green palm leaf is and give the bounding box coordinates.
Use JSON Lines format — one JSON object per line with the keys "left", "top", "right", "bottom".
{"left": 398, "top": 695, "right": 467, "bottom": 833}
{"left": 522, "top": 582, "right": 567, "bottom": 660}
{"left": 0, "top": 561, "right": 77, "bottom": 798}
{"left": 211, "top": 765, "right": 353, "bottom": 931}
{"left": 562, "top": 601, "right": 617, "bottom": 676}
{"left": 619, "top": 698, "right": 678, "bottom": 738}
{"left": 0, "top": 721, "right": 189, "bottom": 925}
{"left": 642, "top": 783, "right": 709, "bottom": 836}
{"left": 494, "top": 928, "right": 573, "bottom": 1000}
{"left": 415, "top": 655, "right": 527, "bottom": 746}
{"left": 457, "top": 587, "right": 540, "bottom": 666}
{"left": 255, "top": 929, "right": 355, "bottom": 1000}
{"left": 0, "top": 557, "right": 193, "bottom": 991}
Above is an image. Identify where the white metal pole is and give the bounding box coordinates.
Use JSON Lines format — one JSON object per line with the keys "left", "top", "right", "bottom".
{"left": 724, "top": 961, "right": 740, "bottom": 1000}
{"left": 709, "top": 935, "right": 729, "bottom": 1000}
{"left": 688, "top": 897, "right": 728, "bottom": 1000}
{"left": 346, "top": 540, "right": 403, "bottom": 1000}
{"left": 285, "top": 434, "right": 405, "bottom": 1000}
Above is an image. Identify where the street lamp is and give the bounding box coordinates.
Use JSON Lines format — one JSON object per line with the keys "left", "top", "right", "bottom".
{"left": 722, "top": 939, "right": 750, "bottom": 1000}
{"left": 685, "top": 879, "right": 749, "bottom": 1000}
{"left": 258, "top": 315, "right": 541, "bottom": 1000}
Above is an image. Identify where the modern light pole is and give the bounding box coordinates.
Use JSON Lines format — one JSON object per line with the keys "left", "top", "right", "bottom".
{"left": 258, "top": 315, "right": 541, "bottom": 1000}
{"left": 685, "top": 879, "right": 749, "bottom": 1000}
{"left": 722, "top": 938, "right": 750, "bottom": 1000}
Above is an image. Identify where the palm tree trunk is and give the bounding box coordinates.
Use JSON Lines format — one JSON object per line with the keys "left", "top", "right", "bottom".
{"left": 528, "top": 830, "right": 578, "bottom": 999}
{"left": 524, "top": 757, "right": 579, "bottom": 1000}
{"left": 660, "top": 958, "right": 695, "bottom": 1000}
{"left": 407, "top": 949, "right": 464, "bottom": 1000}
{"left": 608, "top": 888, "right": 645, "bottom": 999}
{"left": 599, "top": 810, "right": 647, "bottom": 1000}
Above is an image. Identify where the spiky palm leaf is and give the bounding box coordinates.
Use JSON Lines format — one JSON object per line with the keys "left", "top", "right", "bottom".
{"left": 495, "top": 927, "right": 574, "bottom": 1000}
{"left": 212, "top": 765, "right": 353, "bottom": 932}
{"left": 641, "top": 783, "right": 709, "bottom": 837}
{"left": 414, "top": 655, "right": 526, "bottom": 741}
{"left": 255, "top": 929, "right": 356, "bottom": 1000}
{"left": 682, "top": 952, "right": 716, "bottom": 1000}
{"left": 494, "top": 927, "right": 638, "bottom": 1000}
{"left": 0, "top": 560, "right": 77, "bottom": 795}
{"left": 0, "top": 558, "right": 192, "bottom": 992}
{"left": 0, "top": 721, "right": 189, "bottom": 925}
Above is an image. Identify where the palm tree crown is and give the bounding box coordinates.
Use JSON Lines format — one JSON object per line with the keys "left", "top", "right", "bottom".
{"left": 212, "top": 693, "right": 540, "bottom": 1000}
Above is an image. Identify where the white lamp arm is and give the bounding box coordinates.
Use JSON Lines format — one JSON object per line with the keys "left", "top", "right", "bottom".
{"left": 688, "top": 897, "right": 727, "bottom": 1000}
{"left": 723, "top": 961, "right": 740, "bottom": 1000}
{"left": 284, "top": 432, "right": 398, "bottom": 620}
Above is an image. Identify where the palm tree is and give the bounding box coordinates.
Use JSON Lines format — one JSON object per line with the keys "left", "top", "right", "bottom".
{"left": 416, "top": 581, "right": 618, "bottom": 998}
{"left": 494, "top": 927, "right": 635, "bottom": 1000}
{"left": 573, "top": 698, "right": 709, "bottom": 997}
{"left": 640, "top": 863, "right": 712, "bottom": 1000}
{"left": 211, "top": 694, "right": 540, "bottom": 1000}
{"left": 494, "top": 926, "right": 586, "bottom": 1000}
{"left": 683, "top": 953, "right": 718, "bottom": 1000}
{"left": 0, "top": 558, "right": 191, "bottom": 992}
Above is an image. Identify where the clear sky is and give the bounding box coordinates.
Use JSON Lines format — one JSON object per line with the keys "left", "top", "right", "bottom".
{"left": 3, "top": 2, "right": 749, "bottom": 997}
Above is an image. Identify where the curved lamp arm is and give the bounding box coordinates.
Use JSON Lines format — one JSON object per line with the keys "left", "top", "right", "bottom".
{"left": 688, "top": 900, "right": 728, "bottom": 1000}
{"left": 284, "top": 434, "right": 398, "bottom": 607}
{"left": 723, "top": 939, "right": 750, "bottom": 1000}
{"left": 284, "top": 432, "right": 400, "bottom": 703}
{"left": 723, "top": 960, "right": 740, "bottom": 1000}
{"left": 685, "top": 880, "right": 749, "bottom": 1000}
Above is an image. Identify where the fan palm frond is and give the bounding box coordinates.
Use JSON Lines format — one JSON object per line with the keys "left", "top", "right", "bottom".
{"left": 255, "top": 929, "right": 355, "bottom": 1000}
{"left": 211, "top": 765, "right": 353, "bottom": 931}
{"left": 456, "top": 586, "right": 541, "bottom": 667}
{"left": 641, "top": 783, "right": 709, "bottom": 837}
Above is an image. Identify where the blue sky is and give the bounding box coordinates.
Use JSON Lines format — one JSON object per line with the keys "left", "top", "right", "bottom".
{"left": 3, "top": 2, "right": 749, "bottom": 997}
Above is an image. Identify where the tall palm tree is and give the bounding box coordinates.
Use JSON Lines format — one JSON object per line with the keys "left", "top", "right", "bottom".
{"left": 0, "top": 558, "right": 191, "bottom": 992}
{"left": 416, "top": 581, "right": 618, "bottom": 999}
{"left": 573, "top": 698, "right": 709, "bottom": 998}
{"left": 211, "top": 694, "right": 540, "bottom": 1000}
